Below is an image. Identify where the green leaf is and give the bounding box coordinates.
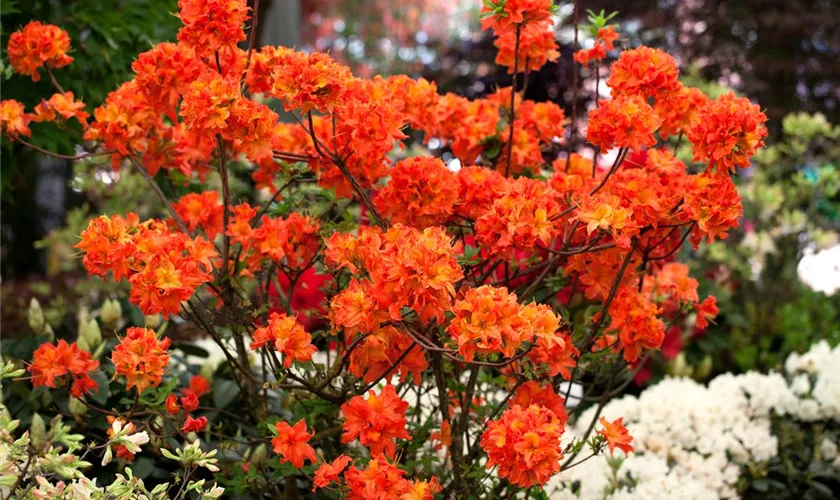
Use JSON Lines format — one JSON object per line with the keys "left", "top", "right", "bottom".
{"left": 212, "top": 379, "right": 240, "bottom": 410}
{"left": 89, "top": 371, "right": 111, "bottom": 405}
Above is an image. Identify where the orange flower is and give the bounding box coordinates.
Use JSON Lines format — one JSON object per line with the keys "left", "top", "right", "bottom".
{"left": 686, "top": 92, "right": 768, "bottom": 174}
{"left": 28, "top": 340, "right": 99, "bottom": 398}
{"left": 313, "top": 454, "right": 353, "bottom": 490}
{"left": 111, "top": 327, "right": 171, "bottom": 393}
{"left": 270, "top": 51, "right": 353, "bottom": 113}
{"left": 475, "top": 178, "right": 560, "bottom": 259}
{"left": 177, "top": 0, "right": 249, "bottom": 53}
{"left": 527, "top": 334, "right": 579, "bottom": 380}
{"left": 607, "top": 46, "right": 680, "bottom": 98}
{"left": 226, "top": 202, "right": 258, "bottom": 247}
{"left": 511, "top": 382, "right": 568, "bottom": 423}
{"left": 165, "top": 394, "right": 180, "bottom": 414}
{"left": 430, "top": 420, "right": 452, "bottom": 451}
{"left": 481, "top": 404, "right": 564, "bottom": 488}
{"left": 182, "top": 415, "right": 208, "bottom": 433}
{"left": 573, "top": 43, "right": 607, "bottom": 67}
{"left": 694, "top": 295, "right": 719, "bottom": 330}
{"left": 586, "top": 95, "right": 662, "bottom": 153}
{"left": 272, "top": 420, "right": 317, "bottom": 469}
{"left": 173, "top": 191, "right": 224, "bottom": 240}
{"left": 0, "top": 100, "right": 33, "bottom": 138}
{"left": 329, "top": 280, "right": 387, "bottom": 337}
{"left": 597, "top": 416, "right": 634, "bottom": 454}
{"left": 189, "top": 375, "right": 211, "bottom": 397}
{"left": 344, "top": 455, "right": 411, "bottom": 499}
{"left": 7, "top": 21, "right": 73, "bottom": 81}
{"left": 374, "top": 156, "right": 458, "bottom": 228}
{"left": 597, "top": 26, "right": 619, "bottom": 51}
{"left": 576, "top": 194, "right": 635, "bottom": 249}
{"left": 494, "top": 22, "right": 559, "bottom": 73}
{"left": 180, "top": 389, "right": 199, "bottom": 413}
{"left": 402, "top": 477, "right": 443, "bottom": 500}
{"left": 481, "top": 0, "right": 555, "bottom": 34}
{"left": 341, "top": 385, "right": 411, "bottom": 458}
{"left": 33, "top": 92, "right": 88, "bottom": 127}
{"left": 250, "top": 312, "right": 317, "bottom": 368}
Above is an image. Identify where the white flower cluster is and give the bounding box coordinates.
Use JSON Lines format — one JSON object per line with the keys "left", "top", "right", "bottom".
{"left": 546, "top": 340, "right": 840, "bottom": 499}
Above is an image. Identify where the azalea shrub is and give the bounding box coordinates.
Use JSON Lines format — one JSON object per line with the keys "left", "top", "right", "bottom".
{"left": 0, "top": 1, "right": 769, "bottom": 498}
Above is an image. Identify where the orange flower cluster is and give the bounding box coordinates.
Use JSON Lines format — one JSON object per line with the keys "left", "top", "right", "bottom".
{"left": 448, "top": 285, "right": 565, "bottom": 361}
{"left": 597, "top": 416, "right": 634, "bottom": 454}
{"left": 511, "top": 382, "right": 568, "bottom": 422}
{"left": 574, "top": 26, "right": 619, "bottom": 67}
{"left": 682, "top": 172, "right": 743, "bottom": 247}
{"left": 84, "top": 80, "right": 166, "bottom": 171}
{"left": 687, "top": 92, "right": 768, "bottom": 174}
{"left": 343, "top": 455, "right": 440, "bottom": 500}
{"left": 374, "top": 156, "right": 458, "bottom": 228}
{"left": 654, "top": 83, "right": 710, "bottom": 140}
{"left": 326, "top": 224, "right": 463, "bottom": 325}
{"left": 586, "top": 95, "right": 662, "bottom": 153}
{"left": 607, "top": 288, "right": 666, "bottom": 362}
{"left": 272, "top": 420, "right": 316, "bottom": 469}
{"left": 269, "top": 51, "right": 353, "bottom": 113}
{"left": 481, "top": 404, "right": 564, "bottom": 487}
{"left": 173, "top": 191, "right": 223, "bottom": 240}
{"left": 347, "top": 326, "right": 428, "bottom": 385}
{"left": 0, "top": 100, "right": 33, "bottom": 138}
{"left": 494, "top": 23, "right": 559, "bottom": 74}
{"left": 481, "top": 0, "right": 555, "bottom": 34}
{"left": 606, "top": 47, "right": 680, "bottom": 99}
{"left": 250, "top": 312, "right": 317, "bottom": 368}
{"left": 695, "top": 295, "right": 719, "bottom": 329}
{"left": 76, "top": 214, "right": 216, "bottom": 317}
{"left": 475, "top": 177, "right": 560, "bottom": 259}
{"left": 233, "top": 211, "right": 321, "bottom": 272}
{"left": 28, "top": 340, "right": 99, "bottom": 398}
{"left": 454, "top": 166, "right": 507, "bottom": 220}
{"left": 643, "top": 262, "right": 700, "bottom": 314}
{"left": 32, "top": 92, "right": 88, "bottom": 127}
{"left": 7, "top": 21, "right": 73, "bottom": 81}
{"left": 111, "top": 327, "right": 171, "bottom": 393}
{"left": 176, "top": 0, "right": 249, "bottom": 53}
{"left": 341, "top": 385, "right": 411, "bottom": 458}
{"left": 132, "top": 43, "right": 203, "bottom": 121}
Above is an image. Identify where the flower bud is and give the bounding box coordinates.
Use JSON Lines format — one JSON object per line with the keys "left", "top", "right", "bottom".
{"left": 79, "top": 319, "right": 102, "bottom": 353}
{"left": 144, "top": 314, "right": 162, "bottom": 330}
{"left": 28, "top": 298, "right": 45, "bottom": 334}
{"left": 695, "top": 355, "right": 713, "bottom": 380}
{"left": 43, "top": 323, "right": 55, "bottom": 342}
{"left": 100, "top": 299, "right": 122, "bottom": 330}
{"left": 30, "top": 412, "right": 47, "bottom": 449}
{"left": 667, "top": 353, "right": 692, "bottom": 378}
{"left": 249, "top": 443, "right": 268, "bottom": 466}
{"left": 68, "top": 397, "right": 88, "bottom": 417}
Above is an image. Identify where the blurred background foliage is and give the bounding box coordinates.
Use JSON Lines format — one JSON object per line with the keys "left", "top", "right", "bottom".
{"left": 2, "top": 0, "right": 840, "bottom": 378}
